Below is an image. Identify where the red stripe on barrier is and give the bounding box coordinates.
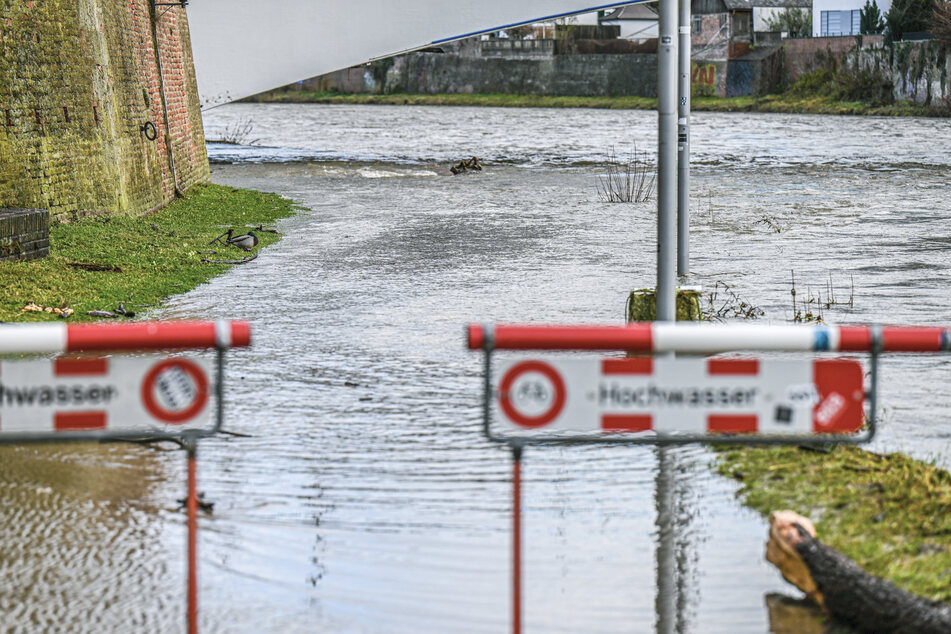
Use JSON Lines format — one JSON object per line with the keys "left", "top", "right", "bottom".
{"left": 602, "top": 414, "right": 653, "bottom": 432}
{"left": 467, "top": 324, "right": 485, "bottom": 350}
{"left": 54, "top": 358, "right": 108, "bottom": 376}
{"left": 230, "top": 321, "right": 251, "bottom": 348}
{"left": 489, "top": 325, "right": 654, "bottom": 351}
{"left": 708, "top": 415, "right": 758, "bottom": 434}
{"left": 65, "top": 321, "right": 251, "bottom": 351}
{"left": 707, "top": 359, "right": 759, "bottom": 375}
{"left": 54, "top": 411, "right": 107, "bottom": 431}
{"left": 602, "top": 358, "right": 653, "bottom": 374}
{"left": 882, "top": 327, "right": 943, "bottom": 352}
{"left": 838, "top": 326, "right": 870, "bottom": 351}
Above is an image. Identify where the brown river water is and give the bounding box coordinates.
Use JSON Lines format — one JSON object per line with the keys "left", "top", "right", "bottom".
{"left": 1, "top": 104, "right": 949, "bottom": 632}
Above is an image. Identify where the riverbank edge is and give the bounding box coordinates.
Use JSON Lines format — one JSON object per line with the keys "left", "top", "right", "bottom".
{"left": 0, "top": 184, "right": 301, "bottom": 323}
{"left": 716, "top": 444, "right": 951, "bottom": 604}
{"left": 242, "top": 90, "right": 950, "bottom": 117}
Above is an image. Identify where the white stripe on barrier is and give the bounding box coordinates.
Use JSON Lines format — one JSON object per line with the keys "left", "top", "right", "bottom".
{"left": 0, "top": 323, "right": 67, "bottom": 354}
{"left": 652, "top": 324, "right": 817, "bottom": 354}
{"left": 214, "top": 319, "right": 231, "bottom": 349}
{"left": 825, "top": 326, "right": 841, "bottom": 352}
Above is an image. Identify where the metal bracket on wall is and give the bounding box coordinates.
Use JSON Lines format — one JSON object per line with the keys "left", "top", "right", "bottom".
{"left": 140, "top": 121, "right": 158, "bottom": 141}
{"left": 151, "top": 0, "right": 188, "bottom": 7}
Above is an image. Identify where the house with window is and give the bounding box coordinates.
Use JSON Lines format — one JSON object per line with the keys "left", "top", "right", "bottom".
{"left": 599, "top": 4, "right": 660, "bottom": 41}
{"left": 813, "top": 0, "right": 889, "bottom": 35}
{"left": 691, "top": 0, "right": 753, "bottom": 59}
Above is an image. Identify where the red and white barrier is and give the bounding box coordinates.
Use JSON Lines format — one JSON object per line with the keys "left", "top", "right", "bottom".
{"left": 468, "top": 323, "right": 951, "bottom": 354}
{"left": 0, "top": 320, "right": 251, "bottom": 354}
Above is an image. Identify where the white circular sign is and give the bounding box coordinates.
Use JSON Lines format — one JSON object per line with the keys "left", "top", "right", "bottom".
{"left": 141, "top": 359, "right": 209, "bottom": 424}
{"left": 498, "top": 361, "right": 566, "bottom": 428}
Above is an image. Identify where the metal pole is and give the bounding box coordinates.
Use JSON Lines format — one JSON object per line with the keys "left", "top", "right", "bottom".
{"left": 657, "top": 2, "right": 680, "bottom": 627}
{"left": 185, "top": 437, "right": 199, "bottom": 634}
{"left": 657, "top": 0, "right": 679, "bottom": 321}
{"left": 654, "top": 446, "right": 677, "bottom": 634}
{"left": 677, "top": 0, "right": 692, "bottom": 276}
{"left": 512, "top": 444, "right": 523, "bottom": 634}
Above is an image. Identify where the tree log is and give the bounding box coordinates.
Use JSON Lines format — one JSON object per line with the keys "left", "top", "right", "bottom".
{"left": 795, "top": 531, "right": 951, "bottom": 634}
{"left": 767, "top": 511, "right": 951, "bottom": 634}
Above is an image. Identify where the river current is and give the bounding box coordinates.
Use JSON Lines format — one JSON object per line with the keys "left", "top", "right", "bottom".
{"left": 2, "top": 103, "right": 949, "bottom": 632}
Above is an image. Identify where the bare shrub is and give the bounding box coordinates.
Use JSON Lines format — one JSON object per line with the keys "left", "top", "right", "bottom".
{"left": 597, "top": 143, "right": 655, "bottom": 203}
{"left": 208, "top": 117, "right": 259, "bottom": 145}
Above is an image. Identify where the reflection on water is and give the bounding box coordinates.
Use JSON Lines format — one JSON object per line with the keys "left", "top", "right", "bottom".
{"left": 3, "top": 103, "right": 950, "bottom": 632}
{"left": 0, "top": 443, "right": 181, "bottom": 630}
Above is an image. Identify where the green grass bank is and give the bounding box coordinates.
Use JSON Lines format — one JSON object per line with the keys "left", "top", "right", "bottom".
{"left": 246, "top": 89, "right": 949, "bottom": 117}
{"left": 718, "top": 444, "right": 951, "bottom": 603}
{"left": 0, "top": 184, "right": 298, "bottom": 323}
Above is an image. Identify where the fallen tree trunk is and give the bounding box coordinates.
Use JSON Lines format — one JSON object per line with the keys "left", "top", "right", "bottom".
{"left": 795, "top": 530, "right": 951, "bottom": 634}
{"left": 767, "top": 511, "right": 951, "bottom": 634}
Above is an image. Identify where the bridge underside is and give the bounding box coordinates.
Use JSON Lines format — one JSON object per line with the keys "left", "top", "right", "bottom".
{"left": 187, "top": 1, "right": 644, "bottom": 108}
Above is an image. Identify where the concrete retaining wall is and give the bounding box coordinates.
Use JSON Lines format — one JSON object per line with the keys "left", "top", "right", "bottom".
{"left": 385, "top": 52, "right": 658, "bottom": 97}
{"left": 784, "top": 36, "right": 950, "bottom": 105}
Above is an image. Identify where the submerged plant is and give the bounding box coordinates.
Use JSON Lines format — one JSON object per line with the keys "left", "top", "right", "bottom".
{"left": 789, "top": 270, "right": 855, "bottom": 323}
{"left": 597, "top": 143, "right": 655, "bottom": 203}
{"left": 209, "top": 117, "right": 260, "bottom": 145}
{"left": 706, "top": 281, "right": 765, "bottom": 321}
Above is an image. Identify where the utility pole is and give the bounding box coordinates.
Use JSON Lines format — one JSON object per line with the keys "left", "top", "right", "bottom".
{"left": 655, "top": 1, "right": 679, "bottom": 632}
{"left": 657, "top": 0, "right": 678, "bottom": 323}
{"left": 678, "top": 0, "right": 692, "bottom": 276}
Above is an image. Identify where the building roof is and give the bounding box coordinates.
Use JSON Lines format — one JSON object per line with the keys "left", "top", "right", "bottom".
{"left": 602, "top": 3, "right": 659, "bottom": 21}
{"left": 724, "top": 0, "right": 811, "bottom": 8}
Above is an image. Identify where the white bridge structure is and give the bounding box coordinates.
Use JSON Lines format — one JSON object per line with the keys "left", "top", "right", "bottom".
{"left": 186, "top": 0, "right": 693, "bottom": 312}
{"left": 187, "top": 1, "right": 647, "bottom": 108}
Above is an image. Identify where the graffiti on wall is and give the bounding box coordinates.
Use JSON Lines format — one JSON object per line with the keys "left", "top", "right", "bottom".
{"left": 691, "top": 62, "right": 717, "bottom": 96}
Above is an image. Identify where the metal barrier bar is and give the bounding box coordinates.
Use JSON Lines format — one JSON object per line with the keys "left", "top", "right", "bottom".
{"left": 468, "top": 323, "right": 951, "bottom": 354}
{"left": 0, "top": 320, "right": 251, "bottom": 354}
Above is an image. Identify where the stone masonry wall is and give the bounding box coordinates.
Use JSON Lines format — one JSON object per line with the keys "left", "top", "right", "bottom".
{"left": 385, "top": 52, "right": 658, "bottom": 98}
{"left": 0, "top": 0, "right": 209, "bottom": 221}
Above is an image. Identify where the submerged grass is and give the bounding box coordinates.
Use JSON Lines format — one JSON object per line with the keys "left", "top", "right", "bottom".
{"left": 717, "top": 444, "right": 951, "bottom": 603}
{"left": 246, "top": 89, "right": 950, "bottom": 117}
{"left": 0, "top": 184, "right": 298, "bottom": 322}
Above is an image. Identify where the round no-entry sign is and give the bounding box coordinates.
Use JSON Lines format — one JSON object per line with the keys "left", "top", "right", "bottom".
{"left": 141, "top": 358, "right": 210, "bottom": 424}
{"left": 498, "top": 360, "right": 566, "bottom": 428}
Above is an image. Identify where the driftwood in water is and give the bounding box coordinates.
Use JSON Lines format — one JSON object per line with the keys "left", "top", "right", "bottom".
{"left": 767, "top": 511, "right": 951, "bottom": 634}
{"left": 450, "top": 156, "right": 483, "bottom": 175}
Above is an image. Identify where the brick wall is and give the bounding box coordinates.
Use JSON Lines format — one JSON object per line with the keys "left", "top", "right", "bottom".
{"left": 0, "top": 208, "right": 49, "bottom": 261}
{"left": 783, "top": 35, "right": 884, "bottom": 80}
{"left": 0, "top": 0, "right": 209, "bottom": 221}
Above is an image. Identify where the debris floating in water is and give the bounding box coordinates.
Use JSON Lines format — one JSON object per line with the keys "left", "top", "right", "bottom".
{"left": 450, "top": 156, "right": 483, "bottom": 175}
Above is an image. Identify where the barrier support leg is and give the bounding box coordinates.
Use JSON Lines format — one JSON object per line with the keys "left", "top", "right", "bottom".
{"left": 185, "top": 437, "right": 199, "bottom": 634}
{"left": 512, "top": 443, "right": 523, "bottom": 634}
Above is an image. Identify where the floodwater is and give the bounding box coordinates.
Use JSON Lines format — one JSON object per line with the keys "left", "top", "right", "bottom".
{"left": 3, "top": 103, "right": 950, "bottom": 632}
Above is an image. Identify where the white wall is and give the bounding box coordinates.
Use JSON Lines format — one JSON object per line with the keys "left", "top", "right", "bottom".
{"left": 619, "top": 20, "right": 659, "bottom": 39}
